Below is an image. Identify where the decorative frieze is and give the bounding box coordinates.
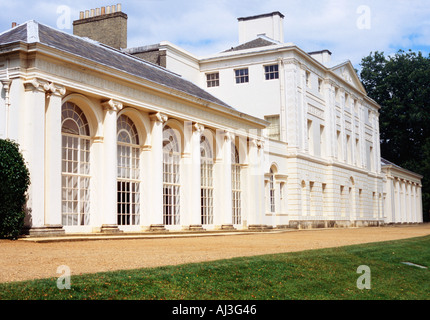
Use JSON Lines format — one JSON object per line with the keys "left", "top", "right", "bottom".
{"left": 307, "top": 104, "right": 324, "bottom": 120}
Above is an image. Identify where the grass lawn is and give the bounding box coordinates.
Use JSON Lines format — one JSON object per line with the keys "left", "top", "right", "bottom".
{"left": 0, "top": 235, "right": 429, "bottom": 300}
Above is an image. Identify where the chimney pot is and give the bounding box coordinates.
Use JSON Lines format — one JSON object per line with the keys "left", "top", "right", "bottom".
{"left": 111, "top": 5, "right": 116, "bottom": 13}
{"left": 101, "top": 6, "right": 106, "bottom": 15}
{"left": 90, "top": 9, "right": 95, "bottom": 17}
{"left": 79, "top": 11, "right": 84, "bottom": 19}
{"left": 85, "top": 10, "right": 89, "bottom": 18}
{"left": 96, "top": 8, "right": 100, "bottom": 16}
{"left": 11, "top": 22, "right": 17, "bottom": 28}
{"left": 106, "top": 6, "right": 111, "bottom": 14}
{"left": 117, "top": 3, "right": 122, "bottom": 12}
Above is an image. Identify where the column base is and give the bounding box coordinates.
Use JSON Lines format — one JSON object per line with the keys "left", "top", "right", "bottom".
{"left": 149, "top": 224, "right": 167, "bottom": 232}
{"left": 100, "top": 224, "right": 122, "bottom": 234}
{"left": 25, "top": 225, "right": 65, "bottom": 237}
{"left": 248, "top": 224, "right": 272, "bottom": 231}
{"left": 220, "top": 224, "right": 235, "bottom": 230}
{"left": 184, "top": 224, "right": 205, "bottom": 231}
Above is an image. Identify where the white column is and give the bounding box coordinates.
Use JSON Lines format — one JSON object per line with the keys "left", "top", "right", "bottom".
{"left": 22, "top": 79, "right": 46, "bottom": 232}
{"left": 221, "top": 131, "right": 233, "bottom": 229}
{"left": 0, "top": 80, "right": 11, "bottom": 139}
{"left": 147, "top": 112, "right": 167, "bottom": 231}
{"left": 44, "top": 83, "right": 66, "bottom": 230}
{"left": 417, "top": 186, "right": 423, "bottom": 223}
{"left": 100, "top": 99, "right": 122, "bottom": 233}
{"left": 247, "top": 139, "right": 265, "bottom": 228}
{"left": 188, "top": 123, "right": 204, "bottom": 229}
{"left": 284, "top": 59, "right": 300, "bottom": 151}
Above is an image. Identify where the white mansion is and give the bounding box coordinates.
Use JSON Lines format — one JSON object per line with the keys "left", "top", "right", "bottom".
{"left": 0, "top": 7, "right": 423, "bottom": 236}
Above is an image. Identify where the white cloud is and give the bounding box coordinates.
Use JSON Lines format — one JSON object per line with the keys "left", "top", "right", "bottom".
{"left": 0, "top": 0, "right": 428, "bottom": 67}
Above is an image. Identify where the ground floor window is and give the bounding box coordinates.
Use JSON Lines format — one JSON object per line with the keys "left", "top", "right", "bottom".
{"left": 232, "top": 142, "right": 241, "bottom": 224}
{"left": 61, "top": 102, "right": 91, "bottom": 226}
{"left": 117, "top": 115, "right": 140, "bottom": 226}
{"left": 163, "top": 126, "right": 181, "bottom": 225}
{"left": 201, "top": 135, "right": 214, "bottom": 224}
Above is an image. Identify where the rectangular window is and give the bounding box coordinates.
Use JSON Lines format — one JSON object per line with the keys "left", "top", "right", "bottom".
{"left": 235, "top": 68, "right": 249, "bottom": 84}
{"left": 206, "top": 72, "right": 219, "bottom": 87}
{"left": 264, "top": 64, "right": 279, "bottom": 80}
{"left": 320, "top": 125, "right": 325, "bottom": 157}
{"left": 306, "top": 71, "right": 311, "bottom": 87}
{"left": 307, "top": 119, "right": 313, "bottom": 155}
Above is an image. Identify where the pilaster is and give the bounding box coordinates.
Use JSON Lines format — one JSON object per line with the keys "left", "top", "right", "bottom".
{"left": 22, "top": 78, "right": 66, "bottom": 236}
{"left": 147, "top": 112, "right": 168, "bottom": 231}
{"left": 186, "top": 122, "right": 205, "bottom": 230}
{"left": 100, "top": 99, "right": 123, "bottom": 233}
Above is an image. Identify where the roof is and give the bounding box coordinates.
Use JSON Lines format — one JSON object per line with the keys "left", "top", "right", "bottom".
{"left": 0, "top": 21, "right": 233, "bottom": 110}
{"left": 223, "top": 36, "right": 279, "bottom": 53}
{"left": 237, "top": 11, "right": 285, "bottom": 21}
{"left": 381, "top": 158, "right": 423, "bottom": 179}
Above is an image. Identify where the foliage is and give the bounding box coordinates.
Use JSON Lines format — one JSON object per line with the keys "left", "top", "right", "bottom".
{"left": 0, "top": 235, "right": 429, "bottom": 300}
{"left": 360, "top": 50, "right": 430, "bottom": 222}
{"left": 0, "top": 139, "right": 30, "bottom": 239}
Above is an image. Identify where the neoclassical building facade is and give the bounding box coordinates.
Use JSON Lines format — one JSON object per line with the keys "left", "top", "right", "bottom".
{"left": 0, "top": 8, "right": 423, "bottom": 236}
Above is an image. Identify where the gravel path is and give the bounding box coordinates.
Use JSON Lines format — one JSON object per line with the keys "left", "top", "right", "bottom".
{"left": 0, "top": 224, "right": 429, "bottom": 283}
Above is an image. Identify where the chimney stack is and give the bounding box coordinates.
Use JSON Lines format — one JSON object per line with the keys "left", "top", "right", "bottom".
{"left": 238, "top": 11, "right": 285, "bottom": 44}
{"left": 73, "top": 4, "right": 127, "bottom": 49}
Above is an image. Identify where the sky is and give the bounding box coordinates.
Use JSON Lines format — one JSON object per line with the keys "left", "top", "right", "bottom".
{"left": 0, "top": 0, "right": 429, "bottom": 69}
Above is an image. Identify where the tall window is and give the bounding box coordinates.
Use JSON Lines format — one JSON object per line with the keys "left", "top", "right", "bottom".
{"left": 163, "top": 126, "right": 180, "bottom": 225}
{"left": 231, "top": 142, "right": 241, "bottom": 224}
{"left": 117, "top": 115, "right": 140, "bottom": 226}
{"left": 61, "top": 102, "right": 90, "bottom": 226}
{"left": 235, "top": 68, "right": 249, "bottom": 84}
{"left": 264, "top": 64, "right": 279, "bottom": 80}
{"left": 200, "top": 135, "right": 214, "bottom": 225}
{"left": 269, "top": 168, "right": 275, "bottom": 212}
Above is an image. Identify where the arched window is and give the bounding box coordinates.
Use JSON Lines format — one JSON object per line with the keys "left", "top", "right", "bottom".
{"left": 61, "top": 102, "right": 91, "bottom": 226}
{"left": 117, "top": 115, "right": 140, "bottom": 226}
{"left": 200, "top": 135, "right": 214, "bottom": 225}
{"left": 231, "top": 142, "right": 241, "bottom": 225}
{"left": 269, "top": 168, "right": 275, "bottom": 213}
{"left": 163, "top": 126, "right": 181, "bottom": 225}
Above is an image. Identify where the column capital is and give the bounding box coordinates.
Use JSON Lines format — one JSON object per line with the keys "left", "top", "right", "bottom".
{"left": 193, "top": 122, "right": 204, "bottom": 134}
{"left": 23, "top": 78, "right": 66, "bottom": 97}
{"left": 102, "top": 99, "right": 123, "bottom": 112}
{"left": 1, "top": 79, "right": 12, "bottom": 90}
{"left": 249, "top": 138, "right": 264, "bottom": 149}
{"left": 223, "top": 131, "right": 234, "bottom": 142}
{"left": 149, "top": 112, "right": 168, "bottom": 123}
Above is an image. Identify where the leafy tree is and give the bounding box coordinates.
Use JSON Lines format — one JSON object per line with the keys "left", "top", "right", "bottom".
{"left": 359, "top": 50, "right": 430, "bottom": 222}
{"left": 0, "top": 139, "right": 30, "bottom": 239}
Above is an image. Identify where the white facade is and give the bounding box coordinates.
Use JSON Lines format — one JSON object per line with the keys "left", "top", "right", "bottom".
{"left": 0, "top": 12, "right": 423, "bottom": 237}
{"left": 136, "top": 12, "right": 423, "bottom": 228}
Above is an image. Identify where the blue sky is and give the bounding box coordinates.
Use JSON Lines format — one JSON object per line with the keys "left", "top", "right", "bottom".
{"left": 0, "top": 0, "right": 429, "bottom": 69}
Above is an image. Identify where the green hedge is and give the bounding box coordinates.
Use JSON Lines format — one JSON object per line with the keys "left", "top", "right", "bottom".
{"left": 0, "top": 139, "right": 30, "bottom": 239}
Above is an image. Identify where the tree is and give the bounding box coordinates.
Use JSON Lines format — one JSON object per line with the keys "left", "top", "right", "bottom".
{"left": 359, "top": 50, "right": 430, "bottom": 222}
{"left": 0, "top": 139, "right": 30, "bottom": 239}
